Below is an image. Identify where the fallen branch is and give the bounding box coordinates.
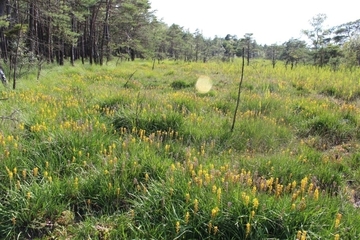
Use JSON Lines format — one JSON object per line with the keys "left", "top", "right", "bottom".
{"left": 0, "top": 109, "right": 20, "bottom": 123}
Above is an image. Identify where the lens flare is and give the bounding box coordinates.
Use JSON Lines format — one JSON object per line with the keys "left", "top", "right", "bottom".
{"left": 195, "top": 75, "right": 212, "bottom": 93}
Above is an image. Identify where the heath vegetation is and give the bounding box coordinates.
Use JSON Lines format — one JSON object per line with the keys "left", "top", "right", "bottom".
{"left": 0, "top": 59, "right": 360, "bottom": 239}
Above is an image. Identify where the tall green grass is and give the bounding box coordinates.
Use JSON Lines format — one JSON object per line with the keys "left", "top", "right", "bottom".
{"left": 0, "top": 60, "right": 359, "bottom": 239}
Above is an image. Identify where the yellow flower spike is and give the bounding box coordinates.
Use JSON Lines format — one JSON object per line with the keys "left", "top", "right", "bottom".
{"left": 13, "top": 167, "right": 17, "bottom": 175}
{"left": 300, "top": 177, "right": 308, "bottom": 193}
{"left": 26, "top": 192, "right": 31, "bottom": 200}
{"left": 300, "top": 231, "right": 307, "bottom": 240}
{"left": 245, "top": 223, "right": 251, "bottom": 237}
{"left": 185, "top": 211, "right": 190, "bottom": 224}
{"left": 208, "top": 222, "right": 212, "bottom": 234}
{"left": 335, "top": 213, "right": 342, "bottom": 228}
{"left": 205, "top": 173, "right": 210, "bottom": 184}
{"left": 185, "top": 193, "right": 190, "bottom": 203}
{"left": 291, "top": 180, "right": 297, "bottom": 191}
{"left": 244, "top": 195, "right": 250, "bottom": 206}
{"left": 212, "top": 185, "right": 217, "bottom": 193}
{"left": 145, "top": 173, "right": 149, "bottom": 182}
{"left": 299, "top": 197, "right": 306, "bottom": 211}
{"left": 213, "top": 226, "right": 218, "bottom": 235}
{"left": 291, "top": 192, "right": 298, "bottom": 203}
{"left": 165, "top": 144, "right": 170, "bottom": 152}
{"left": 253, "top": 198, "right": 259, "bottom": 210}
{"left": 296, "top": 230, "right": 302, "bottom": 239}
{"left": 7, "top": 170, "right": 13, "bottom": 180}
{"left": 334, "top": 234, "right": 340, "bottom": 240}
{"left": 217, "top": 188, "right": 222, "bottom": 202}
{"left": 74, "top": 177, "right": 79, "bottom": 189}
{"left": 22, "top": 169, "right": 27, "bottom": 179}
{"left": 291, "top": 203, "right": 296, "bottom": 210}
{"left": 16, "top": 180, "right": 20, "bottom": 190}
{"left": 11, "top": 217, "right": 16, "bottom": 225}
{"left": 44, "top": 171, "right": 48, "bottom": 178}
{"left": 314, "top": 188, "right": 319, "bottom": 201}
{"left": 275, "top": 184, "right": 283, "bottom": 198}
{"left": 252, "top": 186, "right": 257, "bottom": 195}
{"left": 247, "top": 178, "right": 252, "bottom": 186}
{"left": 307, "top": 183, "right": 314, "bottom": 195}
{"left": 48, "top": 176, "right": 52, "bottom": 183}
{"left": 33, "top": 167, "right": 38, "bottom": 177}
{"left": 175, "top": 221, "right": 180, "bottom": 233}
{"left": 250, "top": 210, "right": 255, "bottom": 219}
{"left": 45, "top": 161, "right": 49, "bottom": 169}
{"left": 211, "top": 206, "right": 219, "bottom": 219}
{"left": 194, "top": 199, "right": 199, "bottom": 213}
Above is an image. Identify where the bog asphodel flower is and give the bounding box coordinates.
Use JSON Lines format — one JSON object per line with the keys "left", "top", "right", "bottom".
{"left": 185, "top": 193, "right": 190, "bottom": 203}
{"left": 246, "top": 223, "right": 251, "bottom": 237}
{"left": 185, "top": 211, "right": 190, "bottom": 224}
{"left": 335, "top": 213, "right": 342, "bottom": 228}
{"left": 313, "top": 188, "right": 319, "bottom": 201}
{"left": 33, "top": 167, "right": 38, "bottom": 177}
{"left": 213, "top": 226, "right": 218, "bottom": 235}
{"left": 253, "top": 198, "right": 259, "bottom": 210}
{"left": 211, "top": 206, "right": 219, "bottom": 219}
{"left": 194, "top": 199, "right": 199, "bottom": 213}
{"left": 175, "top": 221, "right": 180, "bottom": 233}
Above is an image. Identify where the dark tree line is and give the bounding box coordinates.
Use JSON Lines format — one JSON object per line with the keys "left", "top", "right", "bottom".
{"left": 0, "top": 1, "right": 360, "bottom": 87}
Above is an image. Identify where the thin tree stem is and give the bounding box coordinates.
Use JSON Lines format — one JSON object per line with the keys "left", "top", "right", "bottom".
{"left": 231, "top": 48, "right": 245, "bottom": 132}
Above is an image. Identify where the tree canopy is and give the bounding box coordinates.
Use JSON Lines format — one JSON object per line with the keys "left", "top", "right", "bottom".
{"left": 0, "top": 1, "right": 359, "bottom": 79}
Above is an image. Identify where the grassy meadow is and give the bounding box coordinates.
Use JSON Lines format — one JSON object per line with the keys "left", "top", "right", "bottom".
{"left": 1, "top": 59, "right": 360, "bottom": 239}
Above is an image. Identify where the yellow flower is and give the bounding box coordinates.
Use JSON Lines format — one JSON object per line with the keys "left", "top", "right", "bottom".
{"left": 300, "top": 177, "right": 308, "bottom": 193}
{"left": 185, "top": 193, "right": 190, "bottom": 203}
{"left": 194, "top": 199, "right": 199, "bottom": 213}
{"left": 253, "top": 198, "right": 259, "bottom": 210}
{"left": 296, "top": 230, "right": 302, "bottom": 239}
{"left": 185, "top": 211, "right": 190, "bottom": 224}
{"left": 212, "top": 185, "right": 217, "bottom": 193}
{"left": 213, "top": 226, "right": 218, "bottom": 235}
{"left": 175, "top": 221, "right": 180, "bottom": 233}
{"left": 217, "top": 188, "right": 222, "bottom": 202}
{"left": 33, "top": 167, "right": 38, "bottom": 177}
{"left": 246, "top": 223, "right": 251, "bottom": 237}
{"left": 334, "top": 234, "right": 340, "bottom": 240}
{"left": 211, "top": 206, "right": 219, "bottom": 219}
{"left": 313, "top": 188, "right": 319, "bottom": 201}
{"left": 300, "top": 231, "right": 307, "bottom": 240}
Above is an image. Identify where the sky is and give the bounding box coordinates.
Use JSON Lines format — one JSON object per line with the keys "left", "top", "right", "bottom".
{"left": 149, "top": 0, "right": 359, "bottom": 45}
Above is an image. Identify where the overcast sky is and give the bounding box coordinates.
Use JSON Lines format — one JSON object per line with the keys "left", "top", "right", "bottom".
{"left": 149, "top": 0, "right": 359, "bottom": 45}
